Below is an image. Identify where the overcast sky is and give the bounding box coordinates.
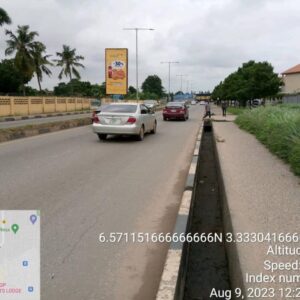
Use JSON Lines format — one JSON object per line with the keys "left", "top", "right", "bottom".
{"left": 1, "top": 0, "right": 300, "bottom": 93}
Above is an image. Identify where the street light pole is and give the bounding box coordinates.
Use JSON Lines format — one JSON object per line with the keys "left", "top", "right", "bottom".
{"left": 176, "top": 74, "right": 187, "bottom": 92}
{"left": 123, "top": 27, "right": 155, "bottom": 101}
{"left": 161, "top": 61, "right": 179, "bottom": 100}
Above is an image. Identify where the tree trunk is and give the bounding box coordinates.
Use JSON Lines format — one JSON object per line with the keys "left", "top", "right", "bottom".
{"left": 37, "top": 74, "right": 42, "bottom": 92}
{"left": 70, "top": 73, "right": 73, "bottom": 95}
{"left": 22, "top": 83, "right": 26, "bottom": 96}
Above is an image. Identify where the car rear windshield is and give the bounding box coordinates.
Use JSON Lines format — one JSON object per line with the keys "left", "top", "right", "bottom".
{"left": 166, "top": 103, "right": 184, "bottom": 108}
{"left": 101, "top": 104, "right": 137, "bottom": 113}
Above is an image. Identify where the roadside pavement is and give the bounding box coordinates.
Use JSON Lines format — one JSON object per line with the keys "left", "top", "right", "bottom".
{"left": 213, "top": 110, "right": 300, "bottom": 296}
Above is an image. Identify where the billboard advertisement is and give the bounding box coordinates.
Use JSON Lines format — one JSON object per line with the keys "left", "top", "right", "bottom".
{"left": 105, "top": 48, "right": 128, "bottom": 95}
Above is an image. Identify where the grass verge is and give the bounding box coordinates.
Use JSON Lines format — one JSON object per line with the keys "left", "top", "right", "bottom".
{"left": 227, "top": 107, "right": 246, "bottom": 115}
{"left": 235, "top": 105, "right": 300, "bottom": 176}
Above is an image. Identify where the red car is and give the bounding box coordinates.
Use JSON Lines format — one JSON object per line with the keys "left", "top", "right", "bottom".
{"left": 163, "top": 102, "right": 189, "bottom": 121}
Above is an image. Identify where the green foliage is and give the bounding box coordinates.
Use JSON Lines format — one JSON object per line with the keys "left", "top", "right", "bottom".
{"left": 128, "top": 86, "right": 136, "bottom": 94}
{"left": 0, "top": 59, "right": 23, "bottom": 94}
{"left": 235, "top": 105, "right": 300, "bottom": 176}
{"left": 141, "top": 75, "right": 164, "bottom": 98}
{"left": 54, "top": 79, "right": 100, "bottom": 98}
{"left": 5, "top": 25, "right": 40, "bottom": 95}
{"left": 139, "top": 92, "right": 160, "bottom": 100}
{"left": 212, "top": 61, "right": 282, "bottom": 105}
{"left": 227, "top": 107, "right": 245, "bottom": 115}
{"left": 0, "top": 7, "right": 11, "bottom": 26}
{"left": 175, "top": 91, "right": 184, "bottom": 95}
{"left": 54, "top": 45, "right": 84, "bottom": 81}
{"left": 31, "top": 42, "right": 52, "bottom": 91}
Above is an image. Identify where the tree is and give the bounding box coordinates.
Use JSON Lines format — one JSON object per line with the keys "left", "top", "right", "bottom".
{"left": 0, "top": 59, "right": 23, "bottom": 94}
{"left": 141, "top": 75, "right": 164, "bottom": 98}
{"left": 212, "top": 60, "right": 282, "bottom": 106}
{"left": 54, "top": 45, "right": 84, "bottom": 81}
{"left": 0, "top": 8, "right": 11, "bottom": 27}
{"left": 128, "top": 86, "right": 136, "bottom": 94}
{"left": 32, "top": 42, "right": 52, "bottom": 91}
{"left": 5, "top": 25, "right": 38, "bottom": 95}
{"left": 54, "top": 79, "right": 101, "bottom": 98}
{"left": 175, "top": 91, "right": 184, "bottom": 95}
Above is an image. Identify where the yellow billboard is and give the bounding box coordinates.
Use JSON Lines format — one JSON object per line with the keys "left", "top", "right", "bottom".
{"left": 105, "top": 48, "right": 128, "bottom": 95}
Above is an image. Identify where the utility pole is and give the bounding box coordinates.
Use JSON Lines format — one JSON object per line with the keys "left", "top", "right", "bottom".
{"left": 123, "top": 27, "right": 155, "bottom": 101}
{"left": 161, "top": 61, "right": 179, "bottom": 100}
{"left": 176, "top": 74, "right": 187, "bottom": 92}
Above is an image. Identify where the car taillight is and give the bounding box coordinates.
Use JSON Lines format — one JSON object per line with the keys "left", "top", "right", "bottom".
{"left": 93, "top": 115, "right": 100, "bottom": 123}
{"left": 127, "top": 117, "right": 136, "bottom": 124}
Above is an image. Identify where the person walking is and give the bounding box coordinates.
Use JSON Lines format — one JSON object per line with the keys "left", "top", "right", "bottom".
{"left": 203, "top": 101, "right": 211, "bottom": 119}
{"left": 221, "top": 100, "right": 228, "bottom": 116}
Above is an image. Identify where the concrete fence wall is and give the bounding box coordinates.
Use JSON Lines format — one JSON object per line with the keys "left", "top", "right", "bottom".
{"left": 282, "top": 94, "right": 300, "bottom": 104}
{"left": 0, "top": 96, "right": 91, "bottom": 117}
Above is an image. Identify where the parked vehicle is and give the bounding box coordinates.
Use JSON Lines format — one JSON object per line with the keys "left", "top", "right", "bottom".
{"left": 191, "top": 100, "right": 197, "bottom": 105}
{"left": 92, "top": 103, "right": 157, "bottom": 141}
{"left": 163, "top": 102, "right": 189, "bottom": 121}
{"left": 252, "top": 99, "right": 262, "bottom": 107}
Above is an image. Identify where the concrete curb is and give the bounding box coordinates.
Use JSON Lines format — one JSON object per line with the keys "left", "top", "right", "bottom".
{"left": 156, "top": 123, "right": 203, "bottom": 300}
{"left": 0, "top": 110, "right": 91, "bottom": 123}
{"left": 0, "top": 117, "right": 91, "bottom": 143}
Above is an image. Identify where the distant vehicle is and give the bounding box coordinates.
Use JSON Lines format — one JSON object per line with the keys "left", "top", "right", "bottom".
{"left": 191, "top": 100, "right": 197, "bottom": 105}
{"left": 143, "top": 100, "right": 159, "bottom": 110}
{"left": 90, "top": 99, "right": 101, "bottom": 108}
{"left": 92, "top": 103, "right": 157, "bottom": 141}
{"left": 199, "top": 101, "right": 206, "bottom": 105}
{"left": 163, "top": 102, "right": 189, "bottom": 121}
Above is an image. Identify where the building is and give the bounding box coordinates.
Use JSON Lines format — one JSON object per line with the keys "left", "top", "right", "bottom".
{"left": 281, "top": 64, "right": 300, "bottom": 94}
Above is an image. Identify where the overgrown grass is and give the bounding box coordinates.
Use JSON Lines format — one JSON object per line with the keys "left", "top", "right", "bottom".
{"left": 235, "top": 105, "right": 300, "bottom": 176}
{"left": 227, "top": 107, "right": 246, "bottom": 115}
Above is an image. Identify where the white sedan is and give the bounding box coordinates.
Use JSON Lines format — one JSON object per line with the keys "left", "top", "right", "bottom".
{"left": 92, "top": 103, "right": 157, "bottom": 141}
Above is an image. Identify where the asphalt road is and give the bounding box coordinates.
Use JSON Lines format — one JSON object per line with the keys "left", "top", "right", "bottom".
{"left": 0, "top": 105, "right": 203, "bottom": 300}
{"left": 0, "top": 113, "right": 91, "bottom": 129}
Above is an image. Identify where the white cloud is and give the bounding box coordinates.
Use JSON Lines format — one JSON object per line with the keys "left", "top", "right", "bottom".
{"left": 1, "top": 0, "right": 300, "bottom": 92}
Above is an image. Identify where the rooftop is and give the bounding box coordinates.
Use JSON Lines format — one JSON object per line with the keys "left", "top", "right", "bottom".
{"left": 282, "top": 64, "right": 300, "bottom": 75}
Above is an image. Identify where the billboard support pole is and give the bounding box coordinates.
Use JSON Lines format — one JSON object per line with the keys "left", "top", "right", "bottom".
{"left": 136, "top": 29, "right": 139, "bottom": 102}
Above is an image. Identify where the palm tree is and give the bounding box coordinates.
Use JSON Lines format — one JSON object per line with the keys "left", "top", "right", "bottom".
{"left": 5, "top": 25, "right": 38, "bottom": 95}
{"left": 55, "top": 45, "right": 85, "bottom": 81}
{"left": 32, "top": 42, "right": 52, "bottom": 91}
{"left": 0, "top": 8, "right": 11, "bottom": 26}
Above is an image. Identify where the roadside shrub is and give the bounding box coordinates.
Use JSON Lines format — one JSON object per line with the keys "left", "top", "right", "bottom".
{"left": 289, "top": 139, "right": 300, "bottom": 176}
{"left": 235, "top": 105, "right": 300, "bottom": 176}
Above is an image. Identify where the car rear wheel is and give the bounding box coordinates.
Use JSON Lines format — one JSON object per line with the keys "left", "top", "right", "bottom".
{"left": 150, "top": 121, "right": 157, "bottom": 134}
{"left": 97, "top": 134, "right": 107, "bottom": 141}
{"left": 163, "top": 117, "right": 167, "bottom": 121}
{"left": 137, "top": 126, "right": 144, "bottom": 141}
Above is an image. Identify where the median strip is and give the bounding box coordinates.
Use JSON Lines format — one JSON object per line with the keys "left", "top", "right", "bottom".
{"left": 0, "top": 117, "right": 91, "bottom": 143}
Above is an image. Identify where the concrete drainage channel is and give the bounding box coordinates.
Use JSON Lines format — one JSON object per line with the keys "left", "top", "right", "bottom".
{"left": 156, "top": 120, "right": 232, "bottom": 300}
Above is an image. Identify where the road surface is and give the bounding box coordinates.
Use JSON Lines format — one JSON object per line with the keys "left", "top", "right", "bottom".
{"left": 0, "top": 105, "right": 203, "bottom": 300}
